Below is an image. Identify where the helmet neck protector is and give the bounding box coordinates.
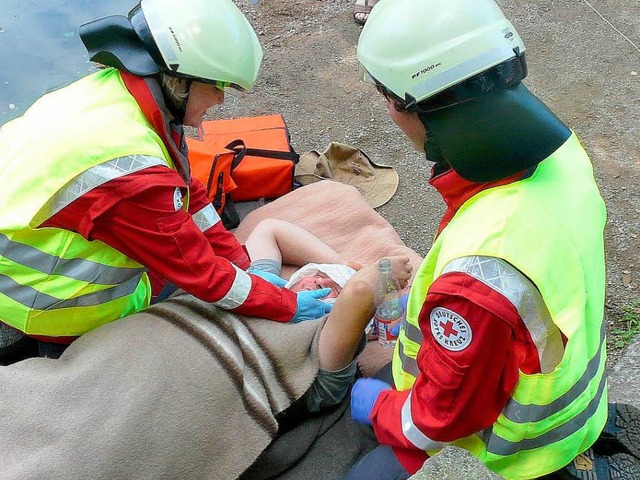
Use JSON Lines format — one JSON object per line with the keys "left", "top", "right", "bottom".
{"left": 80, "top": 14, "right": 162, "bottom": 77}
{"left": 418, "top": 82, "right": 571, "bottom": 182}
{"left": 80, "top": 0, "right": 263, "bottom": 91}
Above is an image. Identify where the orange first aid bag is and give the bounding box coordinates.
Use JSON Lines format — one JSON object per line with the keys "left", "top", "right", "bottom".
{"left": 186, "top": 138, "right": 240, "bottom": 227}
{"left": 187, "top": 114, "right": 299, "bottom": 203}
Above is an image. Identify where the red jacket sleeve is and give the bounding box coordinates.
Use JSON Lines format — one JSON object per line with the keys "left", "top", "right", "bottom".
{"left": 44, "top": 166, "right": 297, "bottom": 322}
{"left": 370, "top": 271, "right": 541, "bottom": 473}
{"left": 187, "top": 174, "right": 250, "bottom": 269}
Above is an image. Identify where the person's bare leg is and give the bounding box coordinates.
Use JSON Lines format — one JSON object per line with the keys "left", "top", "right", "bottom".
{"left": 318, "top": 255, "right": 412, "bottom": 371}
{"left": 245, "top": 218, "right": 342, "bottom": 267}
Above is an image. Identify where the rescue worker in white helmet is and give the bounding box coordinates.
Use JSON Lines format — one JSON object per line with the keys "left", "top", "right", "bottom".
{"left": 348, "top": 0, "right": 640, "bottom": 479}
{"left": 0, "top": 0, "right": 332, "bottom": 359}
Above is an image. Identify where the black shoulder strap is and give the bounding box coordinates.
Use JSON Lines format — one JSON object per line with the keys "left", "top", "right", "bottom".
{"left": 223, "top": 139, "right": 249, "bottom": 169}
{"left": 225, "top": 140, "right": 300, "bottom": 164}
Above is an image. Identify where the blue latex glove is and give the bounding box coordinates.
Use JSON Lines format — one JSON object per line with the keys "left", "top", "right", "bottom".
{"left": 399, "top": 293, "right": 409, "bottom": 313}
{"left": 292, "top": 288, "right": 333, "bottom": 323}
{"left": 390, "top": 294, "right": 410, "bottom": 337}
{"left": 351, "top": 378, "right": 392, "bottom": 426}
{"left": 390, "top": 321, "right": 401, "bottom": 338}
{"left": 249, "top": 269, "right": 287, "bottom": 287}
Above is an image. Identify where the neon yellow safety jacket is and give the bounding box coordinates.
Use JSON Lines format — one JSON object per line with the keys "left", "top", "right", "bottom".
{"left": 0, "top": 68, "right": 181, "bottom": 336}
{"left": 393, "top": 133, "right": 607, "bottom": 479}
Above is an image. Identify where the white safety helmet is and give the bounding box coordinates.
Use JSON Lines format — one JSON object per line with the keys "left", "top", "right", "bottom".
{"left": 80, "top": 0, "right": 263, "bottom": 91}
{"left": 357, "top": 0, "right": 526, "bottom": 110}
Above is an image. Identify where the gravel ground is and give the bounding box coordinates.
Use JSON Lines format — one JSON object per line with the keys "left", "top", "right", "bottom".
{"left": 215, "top": 0, "right": 640, "bottom": 365}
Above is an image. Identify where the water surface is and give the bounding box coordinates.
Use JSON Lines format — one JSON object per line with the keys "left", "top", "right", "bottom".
{"left": 1, "top": 0, "right": 136, "bottom": 124}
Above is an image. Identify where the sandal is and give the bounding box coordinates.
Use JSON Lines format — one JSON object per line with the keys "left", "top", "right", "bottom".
{"left": 353, "top": 0, "right": 379, "bottom": 25}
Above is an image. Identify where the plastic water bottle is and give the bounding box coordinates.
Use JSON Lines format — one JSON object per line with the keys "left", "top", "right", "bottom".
{"left": 373, "top": 258, "right": 403, "bottom": 349}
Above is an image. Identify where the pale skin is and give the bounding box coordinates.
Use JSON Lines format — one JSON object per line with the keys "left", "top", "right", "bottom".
{"left": 254, "top": 97, "right": 424, "bottom": 371}
{"left": 183, "top": 81, "right": 225, "bottom": 128}
{"left": 318, "top": 255, "right": 411, "bottom": 371}
{"left": 245, "top": 218, "right": 346, "bottom": 270}
{"left": 183, "top": 86, "right": 352, "bottom": 299}
{"left": 289, "top": 273, "right": 342, "bottom": 299}
{"left": 182, "top": 83, "right": 428, "bottom": 153}
{"left": 384, "top": 97, "right": 427, "bottom": 153}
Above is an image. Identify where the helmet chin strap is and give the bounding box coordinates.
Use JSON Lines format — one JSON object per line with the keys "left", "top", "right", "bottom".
{"left": 417, "top": 83, "right": 571, "bottom": 182}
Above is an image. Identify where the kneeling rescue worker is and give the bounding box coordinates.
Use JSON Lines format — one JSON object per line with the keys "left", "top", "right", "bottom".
{"left": 347, "top": 0, "right": 639, "bottom": 479}
{"left": 0, "top": 0, "right": 332, "bottom": 358}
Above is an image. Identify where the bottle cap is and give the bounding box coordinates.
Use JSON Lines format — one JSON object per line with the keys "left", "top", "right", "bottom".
{"left": 378, "top": 257, "right": 392, "bottom": 272}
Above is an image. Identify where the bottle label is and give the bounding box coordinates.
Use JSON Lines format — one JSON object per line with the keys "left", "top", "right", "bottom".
{"left": 374, "top": 310, "right": 402, "bottom": 344}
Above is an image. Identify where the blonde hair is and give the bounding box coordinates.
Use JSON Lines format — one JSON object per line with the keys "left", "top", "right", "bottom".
{"left": 159, "top": 73, "right": 189, "bottom": 112}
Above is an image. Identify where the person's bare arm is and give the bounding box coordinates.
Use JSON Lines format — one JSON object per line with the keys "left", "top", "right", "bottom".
{"left": 245, "top": 218, "right": 343, "bottom": 267}
{"left": 318, "top": 255, "right": 411, "bottom": 371}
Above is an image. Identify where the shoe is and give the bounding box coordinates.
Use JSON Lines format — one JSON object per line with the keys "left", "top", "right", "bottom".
{"left": 0, "top": 323, "right": 26, "bottom": 357}
{"left": 555, "top": 447, "right": 640, "bottom": 480}
{"left": 593, "top": 403, "right": 640, "bottom": 459}
{"left": 353, "top": 0, "right": 379, "bottom": 25}
{"left": 542, "top": 404, "right": 640, "bottom": 480}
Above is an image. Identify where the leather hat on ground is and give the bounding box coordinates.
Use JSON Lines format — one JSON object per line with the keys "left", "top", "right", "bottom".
{"left": 295, "top": 142, "right": 399, "bottom": 208}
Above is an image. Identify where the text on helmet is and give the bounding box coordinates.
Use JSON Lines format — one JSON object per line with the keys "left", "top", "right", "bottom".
{"left": 412, "top": 62, "right": 442, "bottom": 80}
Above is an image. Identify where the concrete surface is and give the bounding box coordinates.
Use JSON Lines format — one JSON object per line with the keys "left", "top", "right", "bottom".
{"left": 409, "top": 447, "right": 502, "bottom": 480}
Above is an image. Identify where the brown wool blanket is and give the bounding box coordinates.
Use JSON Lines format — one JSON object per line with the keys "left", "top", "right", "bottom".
{"left": 0, "top": 182, "right": 422, "bottom": 480}
{"left": 0, "top": 295, "right": 323, "bottom": 480}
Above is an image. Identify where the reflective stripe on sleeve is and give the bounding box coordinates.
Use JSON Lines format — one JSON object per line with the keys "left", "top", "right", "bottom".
{"left": 442, "top": 256, "right": 564, "bottom": 373}
{"left": 213, "top": 264, "right": 251, "bottom": 310}
{"left": 401, "top": 394, "right": 449, "bottom": 451}
{"left": 192, "top": 204, "right": 221, "bottom": 232}
{"left": 44, "top": 154, "right": 169, "bottom": 219}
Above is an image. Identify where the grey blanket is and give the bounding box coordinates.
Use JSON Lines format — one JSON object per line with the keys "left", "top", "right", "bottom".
{"left": 0, "top": 292, "right": 322, "bottom": 480}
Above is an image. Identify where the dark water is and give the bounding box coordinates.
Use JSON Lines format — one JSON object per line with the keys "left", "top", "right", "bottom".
{"left": 0, "top": 0, "right": 137, "bottom": 124}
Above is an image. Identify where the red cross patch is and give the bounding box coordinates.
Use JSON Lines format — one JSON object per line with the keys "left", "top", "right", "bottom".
{"left": 430, "top": 307, "right": 472, "bottom": 352}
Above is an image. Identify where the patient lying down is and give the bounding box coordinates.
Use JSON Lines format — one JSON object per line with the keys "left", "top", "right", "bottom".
{"left": 244, "top": 218, "right": 412, "bottom": 414}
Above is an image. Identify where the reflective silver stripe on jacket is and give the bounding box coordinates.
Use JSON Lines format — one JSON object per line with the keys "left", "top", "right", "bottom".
{"left": 213, "top": 264, "right": 251, "bottom": 310}
{"left": 397, "top": 338, "right": 420, "bottom": 378}
{"left": 401, "top": 335, "right": 607, "bottom": 455}
{"left": 402, "top": 394, "right": 449, "bottom": 451}
{"left": 495, "top": 322, "right": 606, "bottom": 427}
{"left": 482, "top": 338, "right": 607, "bottom": 455}
{"left": 442, "top": 256, "right": 565, "bottom": 373}
{"left": 45, "top": 155, "right": 169, "bottom": 219}
{"left": 0, "top": 272, "right": 143, "bottom": 310}
{"left": 398, "top": 255, "right": 564, "bottom": 378}
{"left": 192, "top": 204, "right": 221, "bottom": 232}
{"left": 0, "top": 233, "right": 145, "bottom": 285}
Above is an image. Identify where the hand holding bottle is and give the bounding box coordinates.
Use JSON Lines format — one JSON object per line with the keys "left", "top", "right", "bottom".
{"left": 374, "top": 258, "right": 405, "bottom": 348}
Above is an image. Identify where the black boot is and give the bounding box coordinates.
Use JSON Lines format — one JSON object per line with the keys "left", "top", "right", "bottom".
{"left": 544, "top": 403, "right": 640, "bottom": 480}
{"left": 553, "top": 447, "right": 640, "bottom": 480}
{"left": 593, "top": 403, "right": 640, "bottom": 459}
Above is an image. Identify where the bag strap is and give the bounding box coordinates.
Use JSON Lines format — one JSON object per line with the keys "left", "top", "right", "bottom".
{"left": 206, "top": 139, "right": 248, "bottom": 209}
{"left": 224, "top": 139, "right": 250, "bottom": 170}
{"left": 225, "top": 140, "right": 300, "bottom": 164}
